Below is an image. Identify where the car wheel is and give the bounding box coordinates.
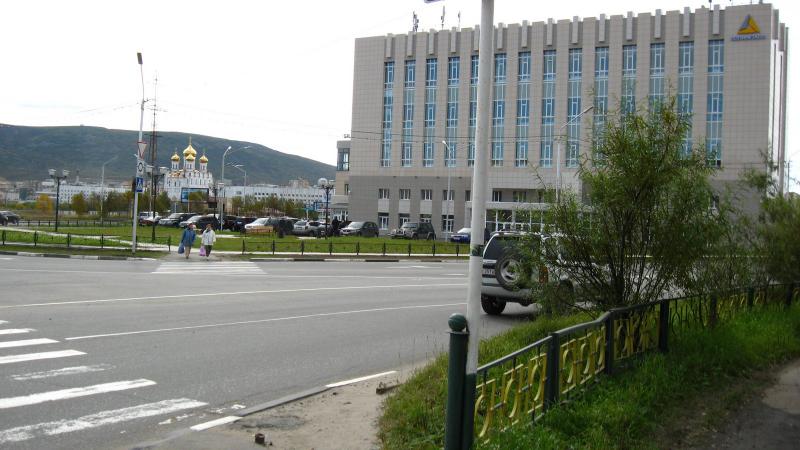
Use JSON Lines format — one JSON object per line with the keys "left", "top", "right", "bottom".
{"left": 494, "top": 253, "right": 530, "bottom": 291}
{"left": 481, "top": 296, "right": 506, "bottom": 315}
{"left": 412, "top": 233, "right": 419, "bottom": 240}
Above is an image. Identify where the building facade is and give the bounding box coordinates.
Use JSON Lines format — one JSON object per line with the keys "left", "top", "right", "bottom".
{"left": 339, "top": 3, "right": 788, "bottom": 234}
{"left": 164, "top": 139, "right": 215, "bottom": 202}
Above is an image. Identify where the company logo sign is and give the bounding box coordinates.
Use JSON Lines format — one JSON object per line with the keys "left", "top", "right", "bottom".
{"left": 732, "top": 15, "right": 766, "bottom": 41}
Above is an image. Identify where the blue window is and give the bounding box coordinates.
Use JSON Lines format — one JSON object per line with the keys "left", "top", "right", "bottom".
{"left": 380, "top": 61, "right": 394, "bottom": 167}
{"left": 566, "top": 48, "right": 582, "bottom": 168}
{"left": 622, "top": 45, "right": 636, "bottom": 114}
{"left": 678, "top": 42, "right": 694, "bottom": 157}
{"left": 468, "top": 55, "right": 478, "bottom": 167}
{"left": 649, "top": 43, "right": 665, "bottom": 110}
{"left": 706, "top": 40, "right": 724, "bottom": 166}
{"left": 423, "top": 58, "right": 437, "bottom": 167}
{"left": 540, "top": 50, "right": 556, "bottom": 167}
{"left": 492, "top": 54, "right": 507, "bottom": 166}
{"left": 593, "top": 47, "right": 609, "bottom": 154}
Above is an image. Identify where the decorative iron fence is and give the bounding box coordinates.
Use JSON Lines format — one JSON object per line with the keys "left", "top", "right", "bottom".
{"left": 0, "top": 229, "right": 171, "bottom": 251}
{"left": 445, "top": 282, "right": 799, "bottom": 449}
{"left": 240, "top": 239, "right": 466, "bottom": 257}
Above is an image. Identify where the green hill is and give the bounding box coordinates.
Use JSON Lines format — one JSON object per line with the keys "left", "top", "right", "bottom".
{"left": 0, "top": 123, "right": 335, "bottom": 184}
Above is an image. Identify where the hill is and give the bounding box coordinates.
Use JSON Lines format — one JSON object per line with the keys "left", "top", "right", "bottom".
{"left": 0, "top": 124, "right": 335, "bottom": 185}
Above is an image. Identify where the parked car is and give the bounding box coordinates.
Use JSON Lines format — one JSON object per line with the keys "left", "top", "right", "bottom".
{"left": 340, "top": 221, "right": 379, "bottom": 237}
{"left": 138, "top": 214, "right": 161, "bottom": 226}
{"left": 449, "top": 227, "right": 471, "bottom": 243}
{"left": 480, "top": 232, "right": 578, "bottom": 315}
{"left": 232, "top": 216, "right": 257, "bottom": 232}
{"left": 159, "top": 213, "right": 196, "bottom": 227}
{"left": 293, "top": 220, "right": 325, "bottom": 237}
{"left": 390, "top": 222, "right": 436, "bottom": 240}
{"left": 179, "top": 214, "right": 220, "bottom": 230}
{"left": 0, "top": 211, "right": 21, "bottom": 225}
{"left": 220, "top": 215, "right": 239, "bottom": 231}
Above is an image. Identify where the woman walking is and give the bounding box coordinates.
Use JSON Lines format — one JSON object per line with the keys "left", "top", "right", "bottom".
{"left": 180, "top": 223, "right": 197, "bottom": 259}
{"left": 201, "top": 223, "right": 216, "bottom": 258}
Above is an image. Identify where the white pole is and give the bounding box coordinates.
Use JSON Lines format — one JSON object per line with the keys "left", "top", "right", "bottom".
{"left": 442, "top": 140, "right": 453, "bottom": 240}
{"left": 465, "top": 0, "right": 494, "bottom": 386}
{"left": 132, "top": 53, "right": 145, "bottom": 254}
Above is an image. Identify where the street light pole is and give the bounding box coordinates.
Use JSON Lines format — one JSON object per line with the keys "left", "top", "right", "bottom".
{"left": 132, "top": 52, "right": 146, "bottom": 255}
{"left": 220, "top": 145, "right": 250, "bottom": 227}
{"left": 442, "top": 140, "right": 454, "bottom": 241}
{"left": 555, "top": 105, "right": 593, "bottom": 203}
{"left": 48, "top": 169, "right": 69, "bottom": 232}
{"left": 317, "top": 178, "right": 334, "bottom": 239}
{"left": 100, "top": 155, "right": 117, "bottom": 226}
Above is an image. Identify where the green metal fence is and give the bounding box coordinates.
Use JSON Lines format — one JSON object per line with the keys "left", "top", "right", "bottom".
{"left": 444, "top": 282, "right": 800, "bottom": 449}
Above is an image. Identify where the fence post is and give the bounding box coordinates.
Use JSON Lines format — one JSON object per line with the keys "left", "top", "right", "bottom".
{"left": 786, "top": 283, "right": 795, "bottom": 310}
{"left": 101, "top": 234, "right": 104, "bottom": 249}
{"left": 242, "top": 240, "right": 246, "bottom": 255}
{"left": 709, "top": 293, "right": 718, "bottom": 327}
{"left": 34, "top": 231, "right": 38, "bottom": 247}
{"left": 2, "top": 230, "right": 5, "bottom": 246}
{"left": 67, "top": 234, "right": 71, "bottom": 249}
{"left": 432, "top": 242, "right": 436, "bottom": 257}
{"left": 658, "top": 301, "right": 670, "bottom": 353}
{"left": 301, "top": 241, "right": 305, "bottom": 255}
{"left": 356, "top": 242, "right": 360, "bottom": 256}
{"left": 456, "top": 244, "right": 459, "bottom": 257}
{"left": 604, "top": 312, "right": 615, "bottom": 375}
{"left": 168, "top": 236, "right": 171, "bottom": 252}
{"left": 329, "top": 241, "right": 333, "bottom": 256}
{"left": 272, "top": 240, "right": 276, "bottom": 255}
{"left": 747, "top": 286, "right": 755, "bottom": 310}
{"left": 408, "top": 243, "right": 411, "bottom": 257}
{"left": 544, "top": 332, "right": 561, "bottom": 409}
{"left": 382, "top": 242, "right": 386, "bottom": 256}
{"left": 444, "top": 314, "right": 469, "bottom": 450}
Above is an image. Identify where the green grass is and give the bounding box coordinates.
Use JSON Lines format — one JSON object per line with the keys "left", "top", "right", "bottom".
{"left": 0, "top": 244, "right": 165, "bottom": 258}
{"left": 378, "top": 305, "right": 800, "bottom": 449}
{"left": 378, "top": 314, "right": 590, "bottom": 450}
{"left": 11, "top": 225, "right": 470, "bottom": 255}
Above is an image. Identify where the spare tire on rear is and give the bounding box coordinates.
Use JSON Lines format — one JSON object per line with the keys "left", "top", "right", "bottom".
{"left": 494, "top": 253, "right": 531, "bottom": 291}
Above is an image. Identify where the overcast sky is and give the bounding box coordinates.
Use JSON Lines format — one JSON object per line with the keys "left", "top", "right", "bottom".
{"left": 0, "top": 0, "right": 796, "bottom": 191}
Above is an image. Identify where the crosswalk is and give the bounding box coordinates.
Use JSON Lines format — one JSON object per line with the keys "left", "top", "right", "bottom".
{"left": 0, "top": 320, "right": 208, "bottom": 446}
{"left": 153, "top": 261, "right": 264, "bottom": 276}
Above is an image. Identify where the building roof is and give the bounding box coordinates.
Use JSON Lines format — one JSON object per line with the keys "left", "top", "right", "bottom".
{"left": 182, "top": 137, "right": 197, "bottom": 157}
{"left": 171, "top": 152, "right": 181, "bottom": 161}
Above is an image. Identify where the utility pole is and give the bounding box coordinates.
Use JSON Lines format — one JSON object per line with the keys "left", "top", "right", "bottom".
{"left": 132, "top": 52, "right": 147, "bottom": 255}
{"left": 149, "top": 76, "right": 161, "bottom": 242}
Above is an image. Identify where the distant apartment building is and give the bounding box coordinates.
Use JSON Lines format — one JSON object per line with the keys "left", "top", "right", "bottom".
{"left": 37, "top": 181, "right": 128, "bottom": 203}
{"left": 336, "top": 3, "right": 788, "bottom": 233}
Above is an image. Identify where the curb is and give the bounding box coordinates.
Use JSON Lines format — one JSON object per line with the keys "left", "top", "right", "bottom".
{"left": 0, "top": 250, "right": 155, "bottom": 261}
{"left": 249, "top": 257, "right": 462, "bottom": 263}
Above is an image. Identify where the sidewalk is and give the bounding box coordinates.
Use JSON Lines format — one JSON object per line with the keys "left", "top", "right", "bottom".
{"left": 690, "top": 358, "right": 800, "bottom": 449}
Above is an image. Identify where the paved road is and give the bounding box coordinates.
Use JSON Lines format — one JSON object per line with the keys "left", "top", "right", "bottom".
{"left": 0, "top": 255, "right": 532, "bottom": 449}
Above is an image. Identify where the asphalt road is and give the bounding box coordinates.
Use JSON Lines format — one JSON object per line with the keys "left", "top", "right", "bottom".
{"left": 0, "top": 255, "right": 533, "bottom": 449}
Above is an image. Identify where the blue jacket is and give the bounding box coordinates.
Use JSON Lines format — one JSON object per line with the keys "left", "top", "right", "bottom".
{"left": 181, "top": 228, "right": 197, "bottom": 246}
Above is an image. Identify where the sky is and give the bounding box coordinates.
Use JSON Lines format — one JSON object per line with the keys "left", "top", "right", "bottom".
{"left": 0, "top": 0, "right": 797, "bottom": 191}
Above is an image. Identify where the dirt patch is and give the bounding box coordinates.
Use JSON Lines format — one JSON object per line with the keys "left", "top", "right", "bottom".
{"left": 655, "top": 359, "right": 800, "bottom": 449}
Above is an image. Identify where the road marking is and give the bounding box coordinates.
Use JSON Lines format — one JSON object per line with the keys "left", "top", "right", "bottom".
{"left": 0, "top": 350, "right": 85, "bottom": 365}
{"left": 11, "top": 364, "right": 114, "bottom": 381}
{"left": 2, "top": 283, "right": 465, "bottom": 309}
{"left": 0, "top": 321, "right": 7, "bottom": 325}
{"left": 189, "top": 416, "right": 240, "bottom": 431}
{"left": 0, "top": 257, "right": 12, "bottom": 260}
{"left": 154, "top": 262, "right": 264, "bottom": 275}
{"left": 65, "top": 302, "right": 466, "bottom": 341}
{"left": 0, "top": 338, "right": 58, "bottom": 349}
{"left": 0, "top": 398, "right": 208, "bottom": 444}
{"left": 0, "top": 379, "right": 156, "bottom": 409}
{"left": 326, "top": 370, "right": 397, "bottom": 388}
{"left": 0, "top": 328, "right": 35, "bottom": 335}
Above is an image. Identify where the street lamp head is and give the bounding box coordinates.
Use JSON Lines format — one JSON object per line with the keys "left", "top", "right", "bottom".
{"left": 48, "top": 169, "right": 55, "bottom": 177}
{"left": 137, "top": 52, "right": 143, "bottom": 65}
{"left": 318, "top": 178, "right": 328, "bottom": 187}
{"left": 226, "top": 145, "right": 232, "bottom": 151}
{"left": 581, "top": 105, "right": 594, "bottom": 114}
{"left": 441, "top": 140, "right": 448, "bottom": 146}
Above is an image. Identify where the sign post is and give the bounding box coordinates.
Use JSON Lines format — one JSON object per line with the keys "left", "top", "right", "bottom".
{"left": 132, "top": 52, "right": 146, "bottom": 255}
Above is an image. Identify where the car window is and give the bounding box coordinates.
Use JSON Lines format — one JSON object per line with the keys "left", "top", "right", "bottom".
{"left": 483, "top": 235, "right": 524, "bottom": 260}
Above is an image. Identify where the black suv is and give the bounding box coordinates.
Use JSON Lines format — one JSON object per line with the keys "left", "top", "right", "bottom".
{"left": 159, "top": 212, "right": 196, "bottom": 227}
{"left": 180, "top": 214, "right": 220, "bottom": 230}
{"left": 390, "top": 222, "right": 436, "bottom": 240}
{"left": 0, "top": 211, "right": 20, "bottom": 225}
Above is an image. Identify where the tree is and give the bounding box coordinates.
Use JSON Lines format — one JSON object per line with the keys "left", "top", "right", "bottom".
{"left": 71, "top": 193, "right": 89, "bottom": 216}
{"left": 187, "top": 191, "right": 206, "bottom": 214}
{"left": 231, "top": 197, "right": 244, "bottom": 215}
{"left": 155, "top": 192, "right": 171, "bottom": 214}
{"left": 35, "top": 194, "right": 53, "bottom": 213}
{"left": 528, "top": 98, "right": 721, "bottom": 310}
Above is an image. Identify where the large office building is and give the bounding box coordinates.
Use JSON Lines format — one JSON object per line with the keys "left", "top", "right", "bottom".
{"left": 336, "top": 3, "right": 788, "bottom": 234}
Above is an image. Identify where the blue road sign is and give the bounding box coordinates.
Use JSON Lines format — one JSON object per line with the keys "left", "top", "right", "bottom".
{"left": 135, "top": 177, "right": 144, "bottom": 193}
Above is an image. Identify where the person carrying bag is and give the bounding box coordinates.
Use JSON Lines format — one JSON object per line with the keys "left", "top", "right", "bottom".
{"left": 201, "top": 223, "right": 216, "bottom": 258}
{"left": 180, "top": 223, "right": 197, "bottom": 259}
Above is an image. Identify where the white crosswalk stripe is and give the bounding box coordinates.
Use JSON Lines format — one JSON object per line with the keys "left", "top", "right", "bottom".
{"left": 0, "top": 379, "right": 157, "bottom": 410}
{"left": 11, "top": 364, "right": 114, "bottom": 381}
{"left": 0, "top": 398, "right": 208, "bottom": 444}
{"left": 0, "top": 338, "right": 58, "bottom": 349}
{"left": 153, "top": 261, "right": 264, "bottom": 275}
{"left": 0, "top": 350, "right": 85, "bottom": 365}
{"left": 0, "top": 328, "right": 35, "bottom": 335}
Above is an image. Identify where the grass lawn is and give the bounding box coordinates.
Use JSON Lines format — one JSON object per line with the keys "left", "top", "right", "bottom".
{"left": 0, "top": 244, "right": 165, "bottom": 258}
{"left": 379, "top": 304, "right": 800, "bottom": 450}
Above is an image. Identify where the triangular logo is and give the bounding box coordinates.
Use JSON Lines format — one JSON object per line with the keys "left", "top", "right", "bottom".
{"left": 738, "top": 15, "right": 760, "bottom": 35}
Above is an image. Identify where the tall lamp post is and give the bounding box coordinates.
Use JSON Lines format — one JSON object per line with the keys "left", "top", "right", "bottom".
{"left": 100, "top": 155, "right": 117, "bottom": 226}
{"left": 441, "top": 140, "right": 454, "bottom": 241}
{"left": 317, "top": 178, "right": 334, "bottom": 239}
{"left": 230, "top": 164, "right": 246, "bottom": 188}
{"left": 149, "top": 166, "right": 168, "bottom": 241}
{"left": 555, "top": 105, "right": 593, "bottom": 203}
{"left": 48, "top": 169, "right": 69, "bottom": 232}
{"left": 132, "top": 52, "right": 147, "bottom": 255}
{"left": 220, "top": 145, "right": 250, "bottom": 224}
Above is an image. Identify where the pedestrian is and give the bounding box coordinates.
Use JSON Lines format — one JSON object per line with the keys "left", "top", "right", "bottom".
{"left": 201, "top": 223, "right": 216, "bottom": 258}
{"left": 331, "top": 217, "right": 340, "bottom": 237}
{"left": 180, "top": 223, "right": 197, "bottom": 259}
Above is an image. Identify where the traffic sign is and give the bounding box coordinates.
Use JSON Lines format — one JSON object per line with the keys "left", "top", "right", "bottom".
{"left": 134, "top": 177, "right": 144, "bottom": 193}
{"left": 137, "top": 141, "right": 147, "bottom": 160}
{"left": 136, "top": 159, "right": 146, "bottom": 176}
